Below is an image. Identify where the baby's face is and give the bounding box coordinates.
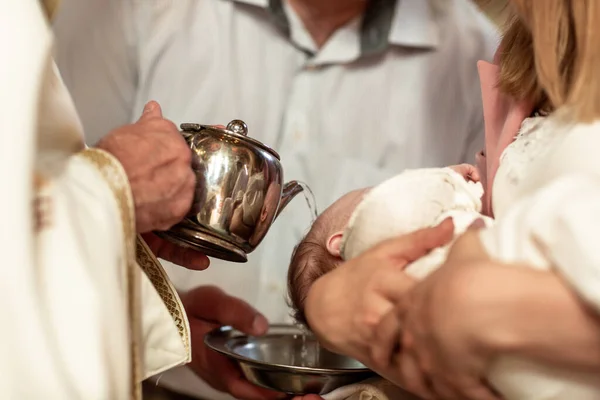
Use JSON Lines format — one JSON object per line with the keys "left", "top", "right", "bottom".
{"left": 287, "top": 189, "right": 369, "bottom": 326}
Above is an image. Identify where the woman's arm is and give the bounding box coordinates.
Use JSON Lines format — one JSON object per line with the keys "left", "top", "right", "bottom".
{"left": 480, "top": 172, "right": 600, "bottom": 323}
{"left": 495, "top": 265, "right": 600, "bottom": 371}
{"left": 473, "top": 170, "right": 600, "bottom": 370}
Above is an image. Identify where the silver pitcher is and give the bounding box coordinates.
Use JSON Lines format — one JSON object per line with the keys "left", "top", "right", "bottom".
{"left": 156, "top": 119, "right": 304, "bottom": 263}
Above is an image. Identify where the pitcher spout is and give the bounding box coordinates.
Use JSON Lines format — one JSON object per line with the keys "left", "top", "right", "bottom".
{"left": 276, "top": 181, "right": 304, "bottom": 219}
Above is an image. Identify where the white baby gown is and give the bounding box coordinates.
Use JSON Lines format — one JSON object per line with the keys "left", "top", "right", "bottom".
{"left": 341, "top": 167, "right": 492, "bottom": 279}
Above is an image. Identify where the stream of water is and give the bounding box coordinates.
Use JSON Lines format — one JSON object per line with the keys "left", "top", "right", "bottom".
{"left": 296, "top": 181, "right": 318, "bottom": 223}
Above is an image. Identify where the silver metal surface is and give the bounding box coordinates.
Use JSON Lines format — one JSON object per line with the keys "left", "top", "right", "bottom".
{"left": 205, "top": 324, "right": 376, "bottom": 395}
{"left": 156, "top": 120, "right": 304, "bottom": 262}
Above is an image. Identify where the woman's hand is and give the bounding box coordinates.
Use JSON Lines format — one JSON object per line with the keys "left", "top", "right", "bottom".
{"left": 305, "top": 219, "right": 455, "bottom": 362}
{"left": 444, "top": 222, "right": 490, "bottom": 265}
{"left": 373, "top": 262, "right": 510, "bottom": 400}
{"left": 371, "top": 249, "right": 600, "bottom": 400}
{"left": 367, "top": 225, "right": 500, "bottom": 399}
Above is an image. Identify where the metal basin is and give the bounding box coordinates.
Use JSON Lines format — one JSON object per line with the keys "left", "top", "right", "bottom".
{"left": 204, "top": 324, "right": 376, "bottom": 395}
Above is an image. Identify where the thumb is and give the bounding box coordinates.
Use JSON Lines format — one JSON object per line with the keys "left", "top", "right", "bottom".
{"left": 467, "top": 217, "right": 487, "bottom": 231}
{"left": 137, "top": 100, "right": 163, "bottom": 122}
{"left": 185, "top": 286, "right": 269, "bottom": 336}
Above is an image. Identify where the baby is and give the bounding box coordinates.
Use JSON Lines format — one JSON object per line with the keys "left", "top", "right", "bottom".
{"left": 288, "top": 164, "right": 490, "bottom": 326}
{"left": 288, "top": 166, "right": 600, "bottom": 400}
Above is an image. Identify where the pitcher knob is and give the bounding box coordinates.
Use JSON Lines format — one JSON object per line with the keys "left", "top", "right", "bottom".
{"left": 226, "top": 120, "right": 248, "bottom": 136}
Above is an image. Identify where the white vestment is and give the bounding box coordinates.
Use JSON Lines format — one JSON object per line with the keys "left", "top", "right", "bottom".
{"left": 0, "top": 1, "right": 191, "bottom": 398}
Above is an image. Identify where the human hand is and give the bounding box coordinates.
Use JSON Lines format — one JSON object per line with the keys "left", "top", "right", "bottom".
{"left": 142, "top": 232, "right": 209, "bottom": 270}
{"left": 96, "top": 101, "right": 195, "bottom": 233}
{"left": 371, "top": 260, "right": 509, "bottom": 400}
{"left": 449, "top": 163, "right": 480, "bottom": 182}
{"left": 369, "top": 221, "right": 514, "bottom": 400}
{"left": 304, "top": 218, "right": 455, "bottom": 362}
{"left": 374, "top": 259, "right": 600, "bottom": 400}
{"left": 443, "top": 220, "right": 490, "bottom": 265}
{"left": 182, "top": 286, "right": 285, "bottom": 400}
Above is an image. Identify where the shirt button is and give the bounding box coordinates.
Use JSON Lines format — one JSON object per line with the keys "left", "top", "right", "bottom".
{"left": 267, "top": 282, "right": 279, "bottom": 293}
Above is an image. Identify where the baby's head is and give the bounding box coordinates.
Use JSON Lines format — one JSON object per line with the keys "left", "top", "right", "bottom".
{"left": 287, "top": 165, "right": 486, "bottom": 326}
{"left": 287, "top": 188, "right": 369, "bottom": 326}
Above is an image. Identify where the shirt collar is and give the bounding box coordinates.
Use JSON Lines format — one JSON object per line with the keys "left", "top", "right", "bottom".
{"left": 230, "top": 0, "right": 268, "bottom": 6}
{"left": 228, "top": 0, "right": 441, "bottom": 52}
{"left": 388, "top": 0, "right": 440, "bottom": 49}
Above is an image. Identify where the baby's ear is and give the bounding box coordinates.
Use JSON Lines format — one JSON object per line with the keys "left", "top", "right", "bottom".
{"left": 326, "top": 231, "right": 345, "bottom": 258}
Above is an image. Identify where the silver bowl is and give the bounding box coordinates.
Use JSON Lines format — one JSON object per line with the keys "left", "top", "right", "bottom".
{"left": 204, "top": 324, "right": 376, "bottom": 395}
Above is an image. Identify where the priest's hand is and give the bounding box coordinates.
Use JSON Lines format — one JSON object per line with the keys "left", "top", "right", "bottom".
{"left": 96, "top": 100, "right": 195, "bottom": 233}
{"left": 142, "top": 232, "right": 209, "bottom": 270}
{"left": 183, "top": 286, "right": 285, "bottom": 400}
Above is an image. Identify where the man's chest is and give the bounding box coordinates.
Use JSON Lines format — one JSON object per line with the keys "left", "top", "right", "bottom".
{"left": 137, "top": 52, "right": 474, "bottom": 165}
{"left": 133, "top": 1, "right": 479, "bottom": 199}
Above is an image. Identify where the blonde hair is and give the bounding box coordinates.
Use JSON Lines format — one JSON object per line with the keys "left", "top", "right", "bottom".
{"left": 479, "top": 0, "right": 600, "bottom": 122}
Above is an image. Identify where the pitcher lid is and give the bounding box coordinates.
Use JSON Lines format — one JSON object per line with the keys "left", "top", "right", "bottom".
{"left": 180, "top": 119, "right": 281, "bottom": 160}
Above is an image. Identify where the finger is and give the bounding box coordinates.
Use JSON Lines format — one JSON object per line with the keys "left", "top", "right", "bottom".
{"left": 449, "top": 164, "right": 480, "bottom": 182}
{"left": 469, "top": 166, "right": 481, "bottom": 182}
{"left": 431, "top": 378, "right": 462, "bottom": 400}
{"left": 467, "top": 218, "right": 487, "bottom": 231}
{"left": 227, "top": 377, "right": 285, "bottom": 400}
{"left": 202, "top": 329, "right": 281, "bottom": 400}
{"left": 376, "top": 268, "right": 417, "bottom": 305}
{"left": 456, "top": 378, "right": 503, "bottom": 400}
{"left": 186, "top": 286, "right": 269, "bottom": 335}
{"left": 137, "top": 100, "right": 163, "bottom": 122}
{"left": 212, "top": 352, "right": 284, "bottom": 400}
{"left": 132, "top": 157, "right": 192, "bottom": 208}
{"left": 203, "top": 349, "right": 243, "bottom": 393}
{"left": 156, "top": 240, "right": 210, "bottom": 270}
{"left": 371, "top": 308, "right": 403, "bottom": 369}
{"left": 379, "top": 218, "right": 455, "bottom": 262}
{"left": 139, "top": 162, "right": 195, "bottom": 231}
{"left": 449, "top": 164, "right": 471, "bottom": 179}
{"left": 141, "top": 232, "right": 209, "bottom": 270}
{"left": 398, "top": 353, "right": 434, "bottom": 400}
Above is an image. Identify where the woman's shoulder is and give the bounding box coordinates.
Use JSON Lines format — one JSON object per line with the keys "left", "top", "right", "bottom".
{"left": 544, "top": 116, "right": 600, "bottom": 170}
{"left": 495, "top": 115, "right": 600, "bottom": 205}
{"left": 517, "top": 116, "right": 600, "bottom": 193}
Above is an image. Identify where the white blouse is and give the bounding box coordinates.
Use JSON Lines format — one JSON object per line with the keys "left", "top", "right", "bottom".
{"left": 482, "top": 114, "right": 600, "bottom": 309}
{"left": 478, "top": 114, "right": 600, "bottom": 399}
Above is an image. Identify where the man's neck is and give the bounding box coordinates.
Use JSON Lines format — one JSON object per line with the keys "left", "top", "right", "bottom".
{"left": 287, "top": 0, "right": 368, "bottom": 49}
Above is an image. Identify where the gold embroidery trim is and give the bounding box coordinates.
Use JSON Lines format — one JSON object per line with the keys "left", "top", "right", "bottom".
{"left": 33, "top": 172, "right": 52, "bottom": 233}
{"left": 79, "top": 148, "right": 141, "bottom": 400}
{"left": 136, "top": 238, "right": 191, "bottom": 357}
{"left": 80, "top": 148, "right": 192, "bottom": 392}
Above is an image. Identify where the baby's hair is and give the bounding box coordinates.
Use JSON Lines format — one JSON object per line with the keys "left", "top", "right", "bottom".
{"left": 287, "top": 225, "right": 340, "bottom": 327}
{"left": 286, "top": 188, "right": 370, "bottom": 327}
